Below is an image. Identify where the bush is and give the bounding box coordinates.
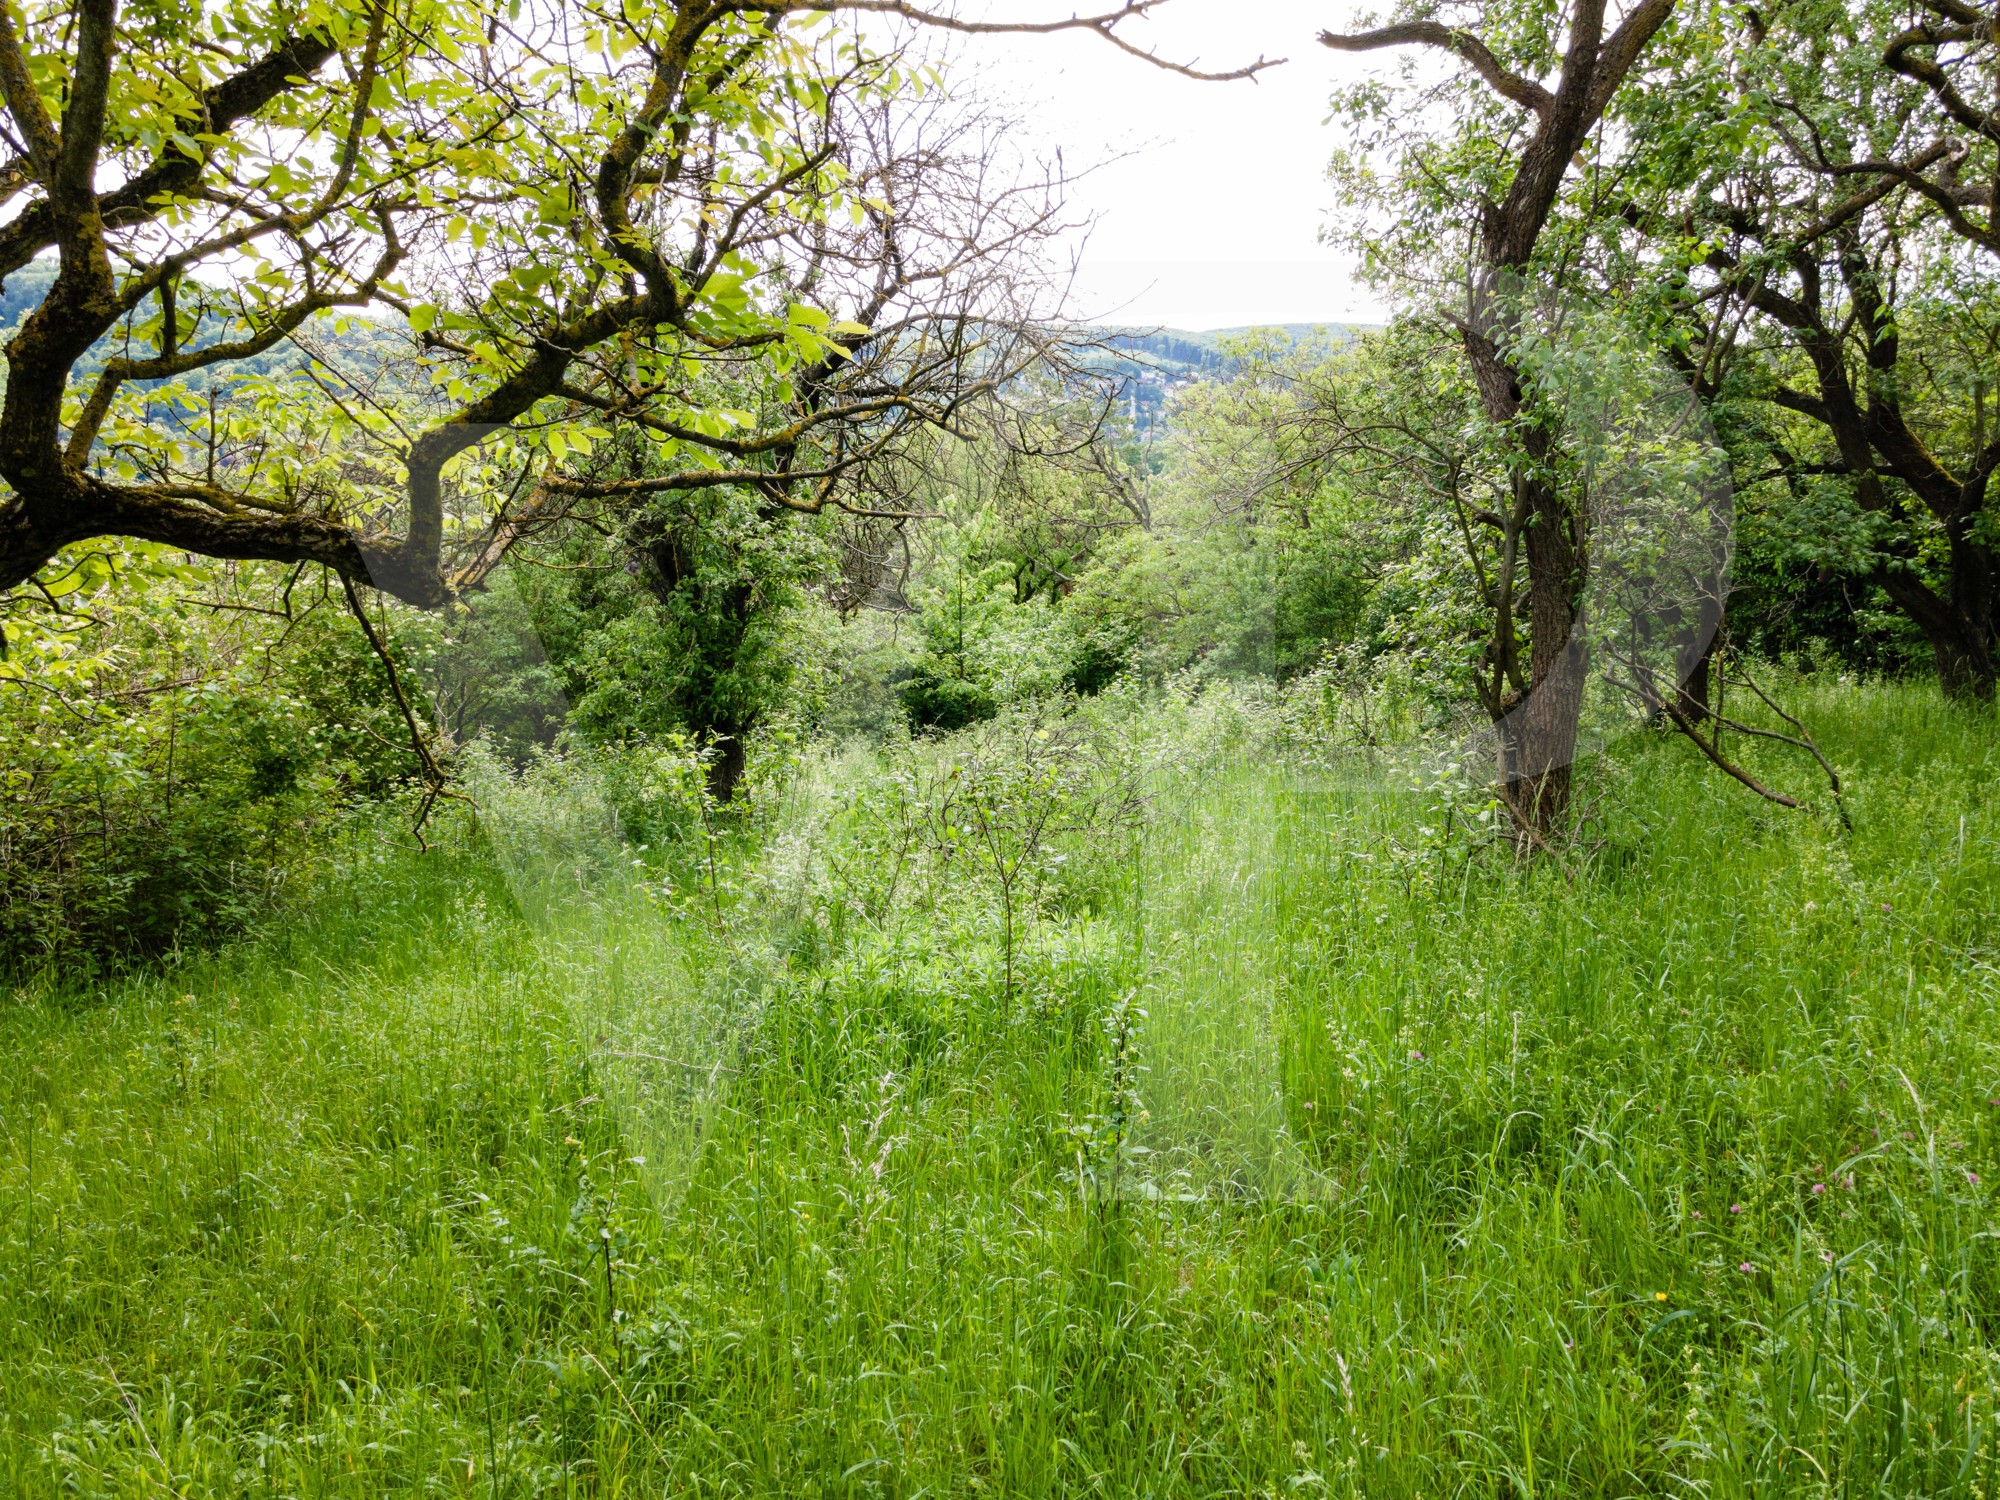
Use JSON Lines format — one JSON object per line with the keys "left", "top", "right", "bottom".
{"left": 898, "top": 667, "right": 999, "bottom": 732}
{"left": 0, "top": 683, "right": 357, "bottom": 971}
{"left": 0, "top": 551, "right": 416, "bottom": 972}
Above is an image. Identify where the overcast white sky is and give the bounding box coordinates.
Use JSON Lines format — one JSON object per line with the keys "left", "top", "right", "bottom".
{"left": 953, "top": 0, "right": 1393, "bottom": 330}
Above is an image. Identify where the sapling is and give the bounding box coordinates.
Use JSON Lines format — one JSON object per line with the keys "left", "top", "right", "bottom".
{"left": 923, "top": 703, "right": 1142, "bottom": 1004}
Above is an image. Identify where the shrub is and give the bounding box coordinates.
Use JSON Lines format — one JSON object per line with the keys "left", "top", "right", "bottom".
{"left": 898, "top": 667, "right": 999, "bottom": 733}
{"left": 0, "top": 551, "right": 414, "bottom": 972}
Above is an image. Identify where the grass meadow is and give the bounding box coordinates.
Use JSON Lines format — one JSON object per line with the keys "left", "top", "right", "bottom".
{"left": 1, "top": 679, "right": 1997, "bottom": 1497}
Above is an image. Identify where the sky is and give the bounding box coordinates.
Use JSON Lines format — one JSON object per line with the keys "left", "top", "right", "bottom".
{"left": 950, "top": 0, "right": 1394, "bottom": 331}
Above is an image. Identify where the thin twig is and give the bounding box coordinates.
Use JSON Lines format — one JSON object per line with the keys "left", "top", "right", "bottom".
{"left": 1732, "top": 662, "right": 1851, "bottom": 829}
{"left": 339, "top": 571, "right": 461, "bottom": 841}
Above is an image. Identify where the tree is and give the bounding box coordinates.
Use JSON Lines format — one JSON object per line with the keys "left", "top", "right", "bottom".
{"left": 565, "top": 90, "right": 1129, "bottom": 796}
{"left": 1112, "top": 328, "right": 1432, "bottom": 685}
{"left": 1645, "top": 0, "right": 2000, "bottom": 698}
{"left": 625, "top": 485, "right": 819, "bottom": 799}
{"left": 0, "top": 0, "right": 1269, "bottom": 608}
{"left": 1322, "top": 0, "right": 1682, "bottom": 834}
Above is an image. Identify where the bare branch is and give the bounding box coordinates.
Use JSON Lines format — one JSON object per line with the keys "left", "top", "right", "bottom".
{"left": 806, "top": 0, "right": 1282, "bottom": 81}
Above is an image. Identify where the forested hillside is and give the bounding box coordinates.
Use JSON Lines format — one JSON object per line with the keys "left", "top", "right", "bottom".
{"left": 0, "top": 0, "right": 1996, "bottom": 1493}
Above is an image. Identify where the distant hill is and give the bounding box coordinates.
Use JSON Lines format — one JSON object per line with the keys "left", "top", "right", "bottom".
{"left": 0, "top": 257, "right": 56, "bottom": 330}
{"left": 1097, "top": 322, "right": 1374, "bottom": 373}
{"left": 0, "top": 253, "right": 411, "bottom": 390}
{"left": 0, "top": 247, "right": 1365, "bottom": 445}
{"left": 1087, "top": 323, "right": 1379, "bottom": 437}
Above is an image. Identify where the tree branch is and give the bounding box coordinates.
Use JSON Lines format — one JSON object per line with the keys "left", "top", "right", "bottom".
{"left": 1319, "top": 21, "right": 1552, "bottom": 119}
{"left": 0, "top": 3, "right": 59, "bottom": 182}
{"left": 809, "top": 0, "right": 1282, "bottom": 81}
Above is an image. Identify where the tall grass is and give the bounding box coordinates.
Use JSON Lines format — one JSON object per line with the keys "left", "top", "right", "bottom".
{"left": 1, "top": 678, "right": 1995, "bottom": 1496}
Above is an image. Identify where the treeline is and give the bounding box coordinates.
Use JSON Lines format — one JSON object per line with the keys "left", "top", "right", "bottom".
{"left": 0, "top": 301, "right": 1928, "bottom": 967}
{"left": 4, "top": 0, "right": 1999, "bottom": 963}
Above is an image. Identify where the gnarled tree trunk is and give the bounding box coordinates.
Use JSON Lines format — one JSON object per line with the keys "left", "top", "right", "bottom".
{"left": 1325, "top": 0, "right": 1680, "bottom": 840}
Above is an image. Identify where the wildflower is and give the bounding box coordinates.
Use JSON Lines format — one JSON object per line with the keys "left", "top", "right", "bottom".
{"left": 1842, "top": 1176, "right": 1854, "bottom": 1189}
{"left": 1729, "top": 1203, "right": 1744, "bottom": 1215}
{"left": 1654, "top": 1291, "right": 1668, "bottom": 1302}
{"left": 1690, "top": 1210, "right": 1702, "bottom": 1219}
{"left": 1738, "top": 1262, "right": 1756, "bottom": 1274}
{"left": 1820, "top": 1251, "right": 1835, "bottom": 1264}
{"left": 1811, "top": 1183, "right": 1827, "bottom": 1195}
{"left": 1970, "top": 1172, "right": 1982, "bottom": 1186}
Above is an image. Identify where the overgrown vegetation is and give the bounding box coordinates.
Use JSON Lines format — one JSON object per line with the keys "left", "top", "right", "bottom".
{"left": 5, "top": 0, "right": 2000, "bottom": 1488}
{"left": 2, "top": 680, "right": 1995, "bottom": 1496}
